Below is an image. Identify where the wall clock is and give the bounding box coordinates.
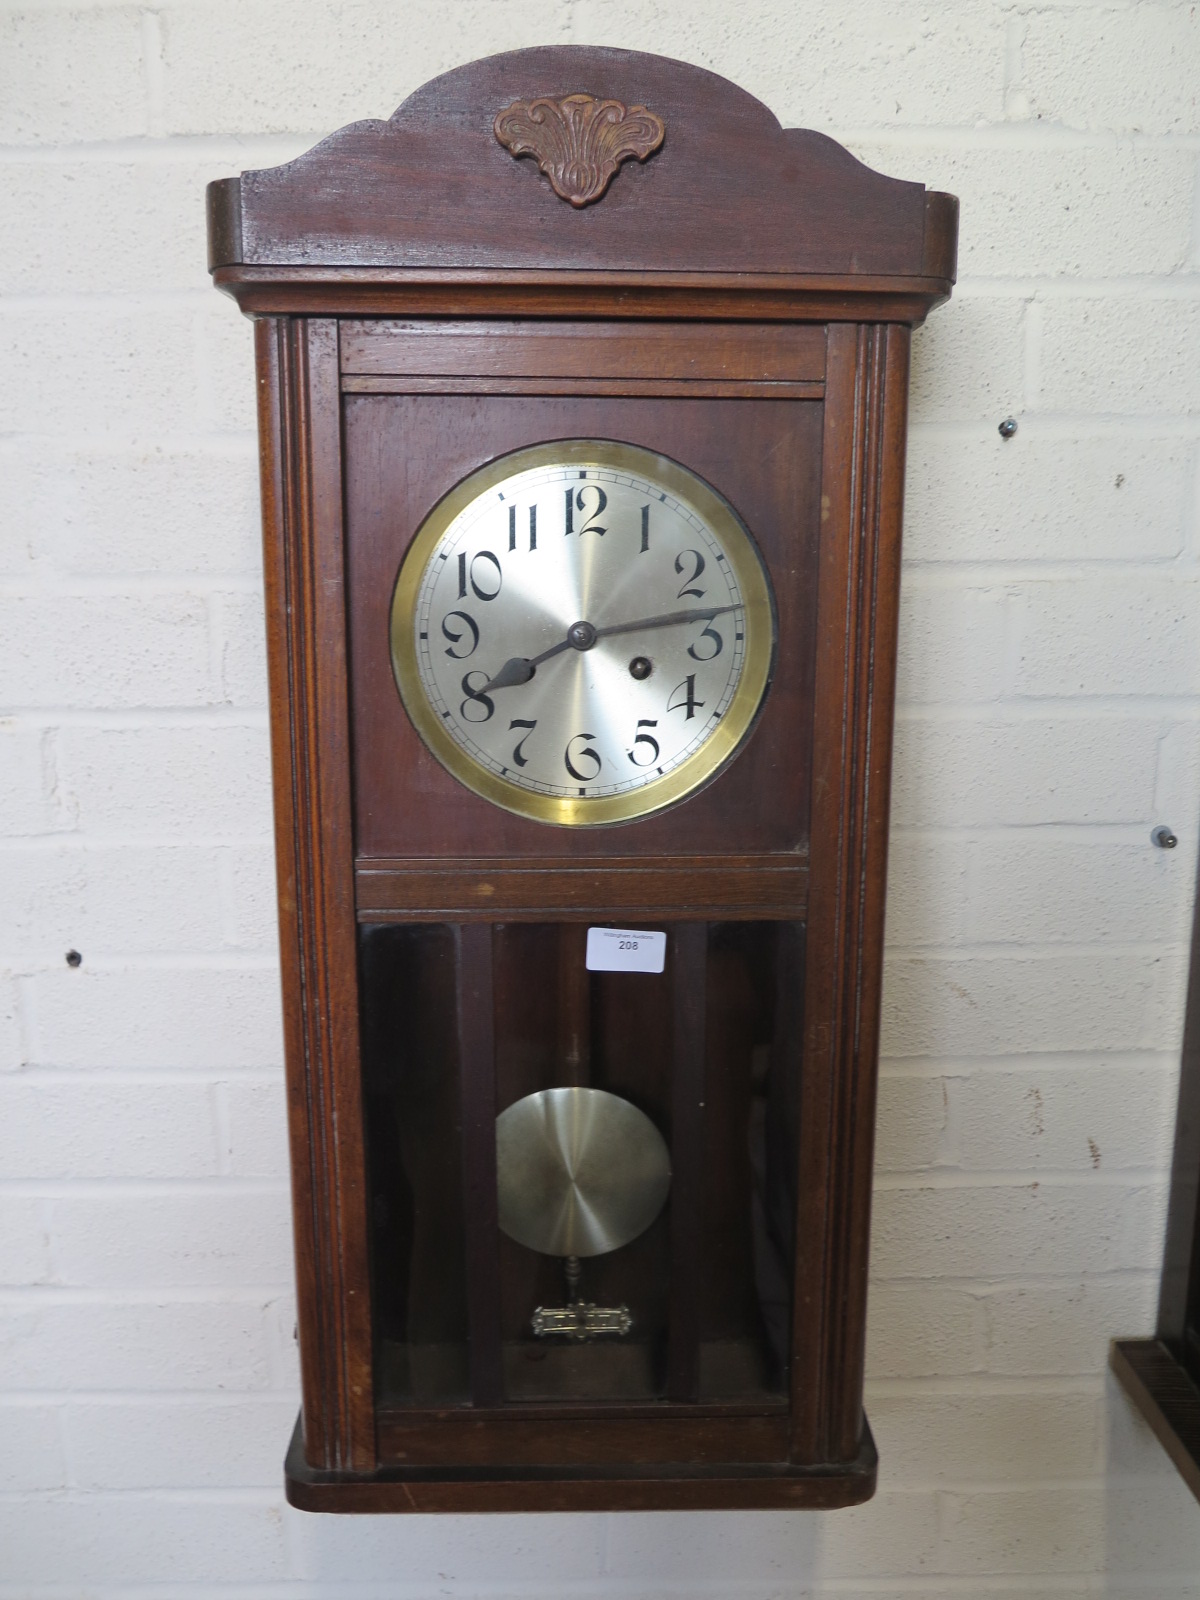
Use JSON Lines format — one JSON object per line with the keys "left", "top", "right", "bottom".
{"left": 207, "top": 44, "right": 957, "bottom": 1512}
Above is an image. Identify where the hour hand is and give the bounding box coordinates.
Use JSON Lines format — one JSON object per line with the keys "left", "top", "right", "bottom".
{"left": 481, "top": 656, "right": 536, "bottom": 693}
{"left": 481, "top": 632, "right": 577, "bottom": 693}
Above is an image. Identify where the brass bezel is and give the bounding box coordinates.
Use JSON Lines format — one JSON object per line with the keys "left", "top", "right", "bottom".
{"left": 389, "top": 439, "right": 775, "bottom": 827}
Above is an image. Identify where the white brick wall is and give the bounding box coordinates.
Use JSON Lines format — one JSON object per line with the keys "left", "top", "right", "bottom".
{"left": 1, "top": 0, "right": 1197, "bottom": 1593}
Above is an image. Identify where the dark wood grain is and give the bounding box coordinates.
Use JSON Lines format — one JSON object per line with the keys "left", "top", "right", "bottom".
{"left": 353, "top": 857, "right": 807, "bottom": 920}
{"left": 377, "top": 1408, "right": 783, "bottom": 1467}
{"left": 255, "top": 318, "right": 376, "bottom": 1472}
{"left": 828, "top": 324, "right": 911, "bottom": 1462}
{"left": 214, "top": 266, "right": 952, "bottom": 323}
{"left": 343, "top": 377, "right": 826, "bottom": 400}
{"left": 208, "top": 47, "right": 944, "bottom": 280}
{"left": 1111, "top": 1340, "right": 1200, "bottom": 1508}
{"left": 339, "top": 321, "right": 826, "bottom": 382}
{"left": 344, "top": 392, "right": 821, "bottom": 862}
{"left": 790, "top": 322, "right": 909, "bottom": 1466}
{"left": 381, "top": 1391, "right": 785, "bottom": 1424}
{"left": 923, "top": 192, "right": 959, "bottom": 283}
{"left": 285, "top": 1415, "right": 877, "bottom": 1512}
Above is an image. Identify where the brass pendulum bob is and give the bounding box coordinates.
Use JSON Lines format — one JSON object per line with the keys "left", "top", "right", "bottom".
{"left": 494, "top": 929, "right": 670, "bottom": 1341}
{"left": 497, "top": 1085, "right": 669, "bottom": 1339}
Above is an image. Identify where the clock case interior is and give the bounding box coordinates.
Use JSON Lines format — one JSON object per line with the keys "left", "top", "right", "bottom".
{"left": 206, "top": 45, "right": 957, "bottom": 1512}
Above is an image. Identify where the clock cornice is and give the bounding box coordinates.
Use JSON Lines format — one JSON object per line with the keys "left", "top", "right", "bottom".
{"left": 206, "top": 44, "right": 956, "bottom": 320}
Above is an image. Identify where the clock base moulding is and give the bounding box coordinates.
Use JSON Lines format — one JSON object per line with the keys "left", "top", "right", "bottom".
{"left": 283, "top": 1416, "right": 879, "bottom": 1513}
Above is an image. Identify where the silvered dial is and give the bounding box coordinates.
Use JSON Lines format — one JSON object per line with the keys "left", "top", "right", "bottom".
{"left": 390, "top": 440, "right": 774, "bottom": 827}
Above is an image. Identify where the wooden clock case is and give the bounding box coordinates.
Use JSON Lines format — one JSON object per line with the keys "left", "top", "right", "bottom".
{"left": 207, "top": 46, "right": 957, "bottom": 1513}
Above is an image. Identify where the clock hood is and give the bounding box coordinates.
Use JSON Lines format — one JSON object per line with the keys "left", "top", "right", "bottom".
{"left": 207, "top": 44, "right": 956, "bottom": 316}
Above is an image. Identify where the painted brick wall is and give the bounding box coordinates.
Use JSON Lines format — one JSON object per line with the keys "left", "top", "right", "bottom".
{"left": 2, "top": 2, "right": 1198, "bottom": 1594}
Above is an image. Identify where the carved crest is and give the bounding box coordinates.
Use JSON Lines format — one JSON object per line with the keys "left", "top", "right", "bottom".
{"left": 494, "top": 93, "right": 665, "bottom": 207}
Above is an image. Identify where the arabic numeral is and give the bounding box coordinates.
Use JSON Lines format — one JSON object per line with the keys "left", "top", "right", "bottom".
{"left": 627, "top": 719, "right": 660, "bottom": 767}
{"left": 457, "top": 550, "right": 502, "bottom": 601}
{"left": 687, "top": 621, "right": 723, "bottom": 662}
{"left": 565, "top": 484, "right": 607, "bottom": 536}
{"left": 675, "top": 548, "right": 706, "bottom": 599}
{"left": 440, "top": 610, "right": 479, "bottom": 660}
{"left": 459, "top": 671, "right": 495, "bottom": 723}
{"left": 508, "top": 505, "right": 537, "bottom": 551}
{"left": 666, "top": 674, "right": 704, "bottom": 721}
{"left": 564, "top": 733, "right": 602, "bottom": 782}
{"left": 508, "top": 718, "right": 537, "bottom": 768}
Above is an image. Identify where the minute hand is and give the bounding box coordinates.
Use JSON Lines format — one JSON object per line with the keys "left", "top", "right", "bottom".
{"left": 594, "top": 602, "right": 741, "bottom": 640}
{"left": 479, "top": 603, "right": 743, "bottom": 695}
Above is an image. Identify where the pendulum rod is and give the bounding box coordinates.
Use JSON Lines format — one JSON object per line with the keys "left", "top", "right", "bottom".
{"left": 557, "top": 927, "right": 591, "bottom": 1314}
{"left": 565, "top": 1253, "right": 582, "bottom": 1304}
{"left": 557, "top": 923, "right": 592, "bottom": 1087}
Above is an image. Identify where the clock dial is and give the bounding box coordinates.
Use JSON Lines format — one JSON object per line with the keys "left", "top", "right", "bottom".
{"left": 390, "top": 440, "right": 775, "bottom": 826}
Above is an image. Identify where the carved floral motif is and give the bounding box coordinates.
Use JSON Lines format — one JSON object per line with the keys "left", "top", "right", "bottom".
{"left": 494, "top": 93, "right": 665, "bottom": 207}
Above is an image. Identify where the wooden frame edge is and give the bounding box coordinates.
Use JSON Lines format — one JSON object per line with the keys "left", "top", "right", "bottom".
{"left": 215, "top": 266, "right": 951, "bottom": 324}
{"left": 283, "top": 1415, "right": 877, "bottom": 1513}
{"left": 258, "top": 316, "right": 376, "bottom": 1472}
{"left": 1111, "top": 1338, "right": 1200, "bottom": 1507}
{"left": 791, "top": 322, "right": 910, "bottom": 1465}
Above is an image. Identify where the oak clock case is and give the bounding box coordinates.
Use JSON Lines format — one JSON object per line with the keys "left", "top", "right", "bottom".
{"left": 206, "top": 44, "right": 957, "bottom": 1513}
